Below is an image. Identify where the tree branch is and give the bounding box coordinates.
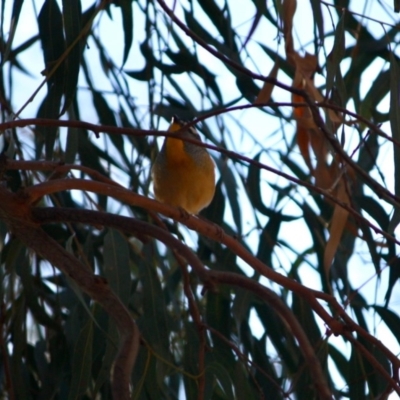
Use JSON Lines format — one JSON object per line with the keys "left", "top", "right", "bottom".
{"left": 32, "top": 206, "right": 333, "bottom": 399}
{"left": 0, "top": 187, "right": 139, "bottom": 400}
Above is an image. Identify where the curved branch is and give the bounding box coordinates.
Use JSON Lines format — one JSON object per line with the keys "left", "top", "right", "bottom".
{"left": 0, "top": 187, "right": 139, "bottom": 400}
{"left": 26, "top": 179, "right": 400, "bottom": 381}
{"left": 343, "top": 331, "right": 400, "bottom": 396}
{"left": 207, "top": 270, "right": 333, "bottom": 399}
{"left": 19, "top": 179, "right": 396, "bottom": 324}
{"left": 32, "top": 206, "right": 333, "bottom": 399}
{"left": 6, "top": 159, "right": 121, "bottom": 186}
{"left": 3, "top": 118, "right": 398, "bottom": 247}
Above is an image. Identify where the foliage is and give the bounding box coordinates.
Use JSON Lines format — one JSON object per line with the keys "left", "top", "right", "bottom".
{"left": 1, "top": 0, "right": 400, "bottom": 399}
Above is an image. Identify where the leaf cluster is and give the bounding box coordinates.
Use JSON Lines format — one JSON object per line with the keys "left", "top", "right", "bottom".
{"left": 1, "top": 0, "right": 400, "bottom": 399}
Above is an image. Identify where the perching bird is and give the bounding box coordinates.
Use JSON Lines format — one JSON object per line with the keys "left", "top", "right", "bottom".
{"left": 152, "top": 115, "right": 215, "bottom": 214}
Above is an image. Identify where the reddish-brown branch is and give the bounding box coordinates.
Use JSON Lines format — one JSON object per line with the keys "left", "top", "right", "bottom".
{"left": 18, "top": 178, "right": 391, "bottom": 326}
{"left": 304, "top": 98, "right": 400, "bottom": 210}
{"left": 0, "top": 118, "right": 153, "bottom": 138}
{"left": 3, "top": 118, "right": 399, "bottom": 248}
{"left": 6, "top": 160, "right": 121, "bottom": 187}
{"left": 206, "top": 270, "right": 335, "bottom": 398}
{"left": 205, "top": 325, "right": 284, "bottom": 396}
{"left": 343, "top": 331, "right": 400, "bottom": 396}
{"left": 0, "top": 187, "right": 139, "bottom": 400}
{"left": 2, "top": 114, "right": 400, "bottom": 226}
{"left": 31, "top": 206, "right": 333, "bottom": 399}
{"left": 25, "top": 179, "right": 400, "bottom": 384}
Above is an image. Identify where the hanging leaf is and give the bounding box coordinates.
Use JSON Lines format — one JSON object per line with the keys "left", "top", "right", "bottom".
{"left": 388, "top": 53, "right": 400, "bottom": 233}
{"left": 324, "top": 178, "right": 350, "bottom": 275}
{"left": 326, "top": 12, "right": 346, "bottom": 96}
{"left": 61, "top": 0, "right": 82, "bottom": 114}
{"left": 254, "top": 61, "right": 279, "bottom": 105}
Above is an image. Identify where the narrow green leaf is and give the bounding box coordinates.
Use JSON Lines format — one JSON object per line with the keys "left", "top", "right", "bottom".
{"left": 184, "top": 8, "right": 228, "bottom": 52}
{"left": 201, "top": 178, "right": 225, "bottom": 224}
{"left": 103, "top": 229, "right": 131, "bottom": 306}
{"left": 13, "top": 242, "right": 60, "bottom": 331}
{"left": 373, "top": 306, "right": 400, "bottom": 346}
{"left": 77, "top": 133, "right": 108, "bottom": 175}
{"left": 326, "top": 11, "right": 345, "bottom": 95}
{"left": 256, "top": 214, "right": 282, "bottom": 267}
{"left": 92, "top": 91, "right": 129, "bottom": 169}
{"left": 206, "top": 289, "right": 231, "bottom": 338}
{"left": 367, "top": 345, "right": 391, "bottom": 397}
{"left": 68, "top": 320, "right": 93, "bottom": 400}
{"left": 247, "top": 152, "right": 272, "bottom": 216}
{"left": 117, "top": 0, "right": 133, "bottom": 66}
{"left": 37, "top": 0, "right": 66, "bottom": 159}
{"left": 38, "top": 0, "right": 66, "bottom": 85}
{"left": 138, "top": 246, "right": 170, "bottom": 359}
{"left": 205, "top": 361, "right": 235, "bottom": 398}
{"left": 357, "top": 127, "right": 379, "bottom": 173}
{"left": 220, "top": 163, "right": 242, "bottom": 235}
{"left": 92, "top": 90, "right": 118, "bottom": 127}
{"left": 348, "top": 345, "right": 366, "bottom": 399}
{"left": 197, "top": 0, "right": 238, "bottom": 54}
{"left": 360, "top": 70, "right": 390, "bottom": 120}
{"left": 355, "top": 195, "right": 389, "bottom": 231}
{"left": 165, "top": 48, "right": 222, "bottom": 102}
{"left": 183, "top": 322, "right": 200, "bottom": 398}
{"left": 236, "top": 74, "right": 260, "bottom": 102}
{"left": 310, "top": 0, "right": 324, "bottom": 48}
{"left": 292, "top": 292, "right": 321, "bottom": 345}
{"left": 279, "top": 151, "right": 308, "bottom": 181}
{"left": 34, "top": 340, "right": 52, "bottom": 394}
{"left": 124, "top": 64, "right": 154, "bottom": 81}
{"left": 302, "top": 202, "right": 328, "bottom": 290}
{"left": 328, "top": 344, "right": 348, "bottom": 383}
{"left": 92, "top": 318, "right": 118, "bottom": 396}
{"left": 252, "top": 336, "right": 283, "bottom": 398}
{"left": 232, "top": 288, "right": 252, "bottom": 326}
{"left": 61, "top": 0, "right": 82, "bottom": 114}
{"left": 206, "top": 291, "right": 236, "bottom": 376}
{"left": 5, "top": 35, "right": 39, "bottom": 76}
{"left": 10, "top": 297, "right": 29, "bottom": 400}
{"left": 357, "top": 220, "right": 381, "bottom": 274}
{"left": 334, "top": 60, "right": 347, "bottom": 107}
{"left": 259, "top": 43, "right": 295, "bottom": 79}
{"left": 36, "top": 84, "right": 63, "bottom": 159}
{"left": 254, "top": 302, "right": 298, "bottom": 373}
{"left": 2, "top": 0, "right": 24, "bottom": 65}
{"left": 389, "top": 53, "right": 400, "bottom": 232}
{"left": 65, "top": 123, "right": 79, "bottom": 164}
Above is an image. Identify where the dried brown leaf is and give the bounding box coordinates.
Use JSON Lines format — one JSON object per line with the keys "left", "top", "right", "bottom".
{"left": 324, "top": 180, "right": 350, "bottom": 274}
{"left": 254, "top": 62, "right": 280, "bottom": 105}
{"left": 283, "top": 0, "right": 297, "bottom": 63}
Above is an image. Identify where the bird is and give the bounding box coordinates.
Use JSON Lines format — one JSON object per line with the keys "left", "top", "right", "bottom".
{"left": 152, "top": 115, "right": 215, "bottom": 214}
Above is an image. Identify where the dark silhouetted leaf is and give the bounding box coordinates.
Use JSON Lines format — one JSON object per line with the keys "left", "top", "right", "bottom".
{"left": 61, "top": 0, "right": 82, "bottom": 114}
{"left": 103, "top": 229, "right": 131, "bottom": 306}
{"left": 115, "top": 0, "right": 133, "bottom": 66}
{"left": 326, "top": 12, "right": 345, "bottom": 95}
{"left": 38, "top": 0, "right": 66, "bottom": 85}
{"left": 68, "top": 319, "right": 93, "bottom": 399}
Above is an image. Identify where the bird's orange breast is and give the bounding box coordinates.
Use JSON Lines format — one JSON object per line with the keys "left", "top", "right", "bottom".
{"left": 152, "top": 136, "right": 215, "bottom": 214}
